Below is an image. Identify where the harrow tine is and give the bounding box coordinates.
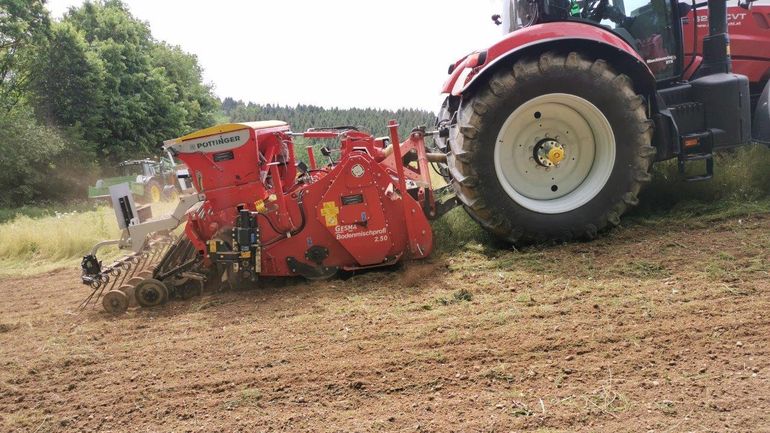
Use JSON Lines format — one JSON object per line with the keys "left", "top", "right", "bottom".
{"left": 147, "top": 237, "right": 173, "bottom": 271}
{"left": 77, "top": 279, "right": 102, "bottom": 311}
{"left": 114, "top": 258, "right": 133, "bottom": 289}
{"left": 125, "top": 254, "right": 141, "bottom": 280}
{"left": 135, "top": 252, "right": 148, "bottom": 273}
{"left": 92, "top": 283, "right": 109, "bottom": 310}
{"left": 94, "top": 266, "right": 121, "bottom": 306}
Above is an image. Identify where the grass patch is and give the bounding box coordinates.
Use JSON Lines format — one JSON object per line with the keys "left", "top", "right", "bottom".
{"left": 631, "top": 145, "right": 770, "bottom": 222}
{"left": 436, "top": 288, "right": 474, "bottom": 306}
{"left": 191, "top": 298, "right": 228, "bottom": 312}
{"left": 0, "top": 200, "right": 101, "bottom": 224}
{"left": 431, "top": 207, "right": 494, "bottom": 254}
{"left": 615, "top": 260, "right": 669, "bottom": 279}
{"left": 0, "top": 201, "right": 178, "bottom": 276}
{"left": 704, "top": 251, "right": 770, "bottom": 283}
{"left": 223, "top": 388, "right": 263, "bottom": 410}
{"left": 515, "top": 293, "right": 536, "bottom": 305}
{"left": 418, "top": 350, "right": 447, "bottom": 364}
{"left": 453, "top": 288, "right": 473, "bottom": 302}
{"left": 583, "top": 386, "right": 631, "bottom": 416}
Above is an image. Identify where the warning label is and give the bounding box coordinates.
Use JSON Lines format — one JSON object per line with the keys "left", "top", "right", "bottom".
{"left": 320, "top": 201, "right": 339, "bottom": 227}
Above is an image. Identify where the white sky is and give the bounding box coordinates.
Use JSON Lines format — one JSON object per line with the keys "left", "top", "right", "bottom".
{"left": 45, "top": 0, "right": 504, "bottom": 111}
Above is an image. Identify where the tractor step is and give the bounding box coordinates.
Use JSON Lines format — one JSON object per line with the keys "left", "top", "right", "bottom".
{"left": 677, "top": 132, "right": 714, "bottom": 182}
{"left": 678, "top": 152, "right": 714, "bottom": 181}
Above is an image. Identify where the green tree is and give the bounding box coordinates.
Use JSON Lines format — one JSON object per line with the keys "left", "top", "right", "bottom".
{"left": 0, "top": 0, "right": 50, "bottom": 111}
{"left": 29, "top": 0, "right": 217, "bottom": 161}
{"left": 151, "top": 42, "right": 217, "bottom": 130}
{"left": 30, "top": 22, "right": 107, "bottom": 155}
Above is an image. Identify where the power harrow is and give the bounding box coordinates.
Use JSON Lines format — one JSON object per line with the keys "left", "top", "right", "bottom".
{"left": 80, "top": 120, "right": 457, "bottom": 314}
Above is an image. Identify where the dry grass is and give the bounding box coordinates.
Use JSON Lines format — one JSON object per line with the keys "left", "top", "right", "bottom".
{"left": 0, "top": 201, "right": 178, "bottom": 276}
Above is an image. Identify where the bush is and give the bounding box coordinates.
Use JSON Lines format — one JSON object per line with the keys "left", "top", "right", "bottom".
{"left": 0, "top": 107, "right": 63, "bottom": 207}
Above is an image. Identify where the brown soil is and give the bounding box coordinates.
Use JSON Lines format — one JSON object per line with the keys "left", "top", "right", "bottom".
{"left": 1, "top": 215, "right": 770, "bottom": 432}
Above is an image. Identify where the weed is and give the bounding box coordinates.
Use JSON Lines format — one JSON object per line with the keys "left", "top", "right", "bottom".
{"left": 435, "top": 289, "right": 473, "bottom": 306}
{"left": 510, "top": 401, "right": 534, "bottom": 417}
{"left": 515, "top": 293, "right": 535, "bottom": 305}
{"left": 224, "top": 388, "right": 263, "bottom": 410}
{"left": 453, "top": 288, "right": 473, "bottom": 302}
{"left": 656, "top": 400, "right": 677, "bottom": 416}
{"left": 616, "top": 260, "right": 669, "bottom": 279}
{"left": 240, "top": 388, "right": 263, "bottom": 403}
{"left": 483, "top": 364, "right": 516, "bottom": 383}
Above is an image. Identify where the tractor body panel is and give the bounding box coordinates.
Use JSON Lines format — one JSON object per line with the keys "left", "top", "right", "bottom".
{"left": 682, "top": 1, "right": 770, "bottom": 86}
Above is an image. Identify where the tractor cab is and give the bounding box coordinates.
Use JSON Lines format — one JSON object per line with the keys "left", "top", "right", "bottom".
{"left": 119, "top": 159, "right": 159, "bottom": 178}
{"left": 502, "top": 0, "right": 683, "bottom": 81}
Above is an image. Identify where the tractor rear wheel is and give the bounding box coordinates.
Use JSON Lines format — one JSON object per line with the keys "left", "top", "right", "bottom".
{"left": 446, "top": 51, "right": 655, "bottom": 243}
{"left": 146, "top": 180, "right": 163, "bottom": 204}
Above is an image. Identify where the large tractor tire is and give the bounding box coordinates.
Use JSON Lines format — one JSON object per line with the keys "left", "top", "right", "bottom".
{"left": 445, "top": 51, "right": 655, "bottom": 243}
{"left": 145, "top": 180, "right": 163, "bottom": 204}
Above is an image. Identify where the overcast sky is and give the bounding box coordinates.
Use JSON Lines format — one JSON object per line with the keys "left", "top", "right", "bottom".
{"left": 45, "top": 0, "right": 504, "bottom": 111}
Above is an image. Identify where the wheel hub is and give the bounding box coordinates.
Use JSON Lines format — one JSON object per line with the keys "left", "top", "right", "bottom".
{"left": 493, "top": 93, "right": 616, "bottom": 214}
{"left": 533, "top": 139, "right": 566, "bottom": 167}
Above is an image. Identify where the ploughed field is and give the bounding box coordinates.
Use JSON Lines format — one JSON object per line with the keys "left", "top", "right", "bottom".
{"left": 1, "top": 213, "right": 769, "bottom": 432}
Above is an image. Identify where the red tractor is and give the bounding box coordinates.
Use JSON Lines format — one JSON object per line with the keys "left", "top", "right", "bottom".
{"left": 436, "top": 0, "right": 770, "bottom": 242}
{"left": 80, "top": 0, "right": 770, "bottom": 314}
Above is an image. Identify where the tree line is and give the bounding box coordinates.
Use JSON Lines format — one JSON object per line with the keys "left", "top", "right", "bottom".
{"left": 0, "top": 0, "right": 435, "bottom": 208}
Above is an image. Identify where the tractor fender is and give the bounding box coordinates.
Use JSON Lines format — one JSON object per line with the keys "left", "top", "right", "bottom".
{"left": 442, "top": 22, "right": 656, "bottom": 97}
{"left": 754, "top": 80, "right": 770, "bottom": 145}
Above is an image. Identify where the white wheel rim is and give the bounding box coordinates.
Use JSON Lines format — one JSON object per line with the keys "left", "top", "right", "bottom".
{"left": 493, "top": 93, "right": 616, "bottom": 214}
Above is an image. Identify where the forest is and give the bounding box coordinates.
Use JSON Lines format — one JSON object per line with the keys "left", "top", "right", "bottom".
{"left": 0, "top": 0, "right": 435, "bottom": 208}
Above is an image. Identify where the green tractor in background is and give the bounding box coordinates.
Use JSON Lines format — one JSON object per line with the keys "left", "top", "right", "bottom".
{"left": 88, "top": 153, "right": 190, "bottom": 203}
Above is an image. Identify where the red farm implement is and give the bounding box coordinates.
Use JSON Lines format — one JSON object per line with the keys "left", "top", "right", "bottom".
{"left": 81, "top": 121, "right": 455, "bottom": 313}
